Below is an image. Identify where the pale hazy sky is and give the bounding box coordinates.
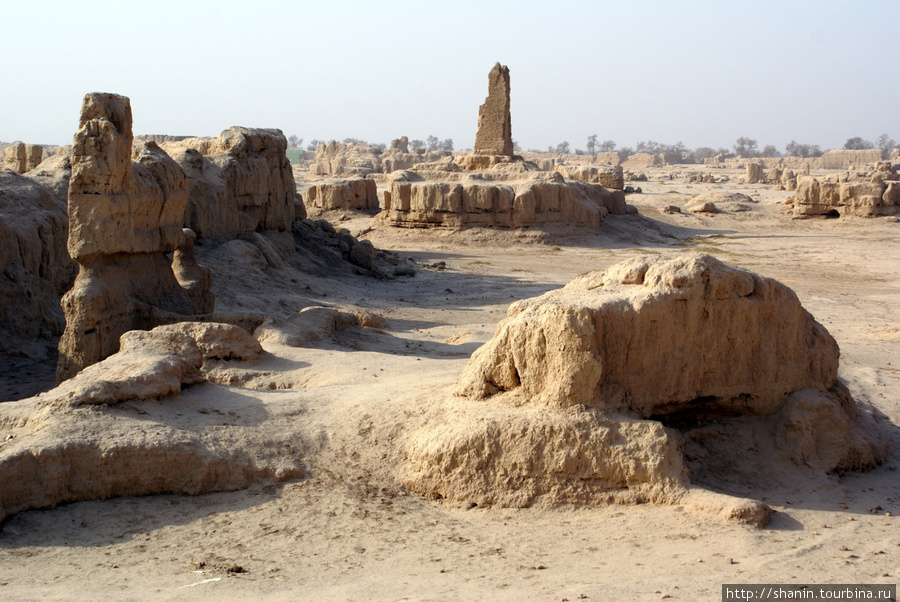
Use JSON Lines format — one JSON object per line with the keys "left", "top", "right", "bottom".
{"left": 2, "top": 0, "right": 897, "bottom": 153}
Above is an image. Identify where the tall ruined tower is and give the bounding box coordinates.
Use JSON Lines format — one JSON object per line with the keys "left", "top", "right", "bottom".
{"left": 473, "top": 63, "right": 513, "bottom": 157}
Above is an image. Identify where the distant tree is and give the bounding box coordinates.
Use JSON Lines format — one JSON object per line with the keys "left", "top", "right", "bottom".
{"left": 440, "top": 138, "right": 454, "bottom": 152}
{"left": 586, "top": 134, "right": 598, "bottom": 155}
{"left": 761, "top": 145, "right": 780, "bottom": 158}
{"left": 555, "top": 141, "right": 570, "bottom": 154}
{"left": 426, "top": 135, "right": 440, "bottom": 151}
{"left": 306, "top": 139, "right": 322, "bottom": 151}
{"left": 410, "top": 139, "right": 425, "bottom": 152}
{"left": 694, "top": 147, "right": 717, "bottom": 161}
{"left": 343, "top": 137, "right": 365, "bottom": 145}
{"left": 877, "top": 133, "right": 896, "bottom": 159}
{"left": 635, "top": 140, "right": 661, "bottom": 155}
{"left": 617, "top": 146, "right": 634, "bottom": 163}
{"left": 660, "top": 141, "right": 688, "bottom": 164}
{"left": 784, "top": 141, "right": 823, "bottom": 158}
{"left": 843, "top": 137, "right": 874, "bottom": 150}
{"left": 599, "top": 140, "right": 616, "bottom": 152}
{"left": 733, "top": 137, "right": 758, "bottom": 158}
{"left": 513, "top": 140, "right": 522, "bottom": 152}
{"left": 784, "top": 141, "right": 800, "bottom": 156}
{"left": 288, "top": 135, "right": 303, "bottom": 148}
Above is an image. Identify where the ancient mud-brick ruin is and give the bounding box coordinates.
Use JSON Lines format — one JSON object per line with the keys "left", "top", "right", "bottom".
{"left": 820, "top": 149, "right": 883, "bottom": 170}
{"left": 473, "top": 62, "right": 513, "bottom": 157}
{"left": 384, "top": 168, "right": 624, "bottom": 228}
{"left": 382, "top": 63, "right": 626, "bottom": 228}
{"left": 1, "top": 141, "right": 44, "bottom": 174}
{"left": 57, "top": 93, "right": 214, "bottom": 381}
{"left": 305, "top": 178, "right": 379, "bottom": 212}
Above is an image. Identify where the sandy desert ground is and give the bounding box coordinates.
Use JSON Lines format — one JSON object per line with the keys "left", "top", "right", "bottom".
{"left": 0, "top": 168, "right": 898, "bottom": 601}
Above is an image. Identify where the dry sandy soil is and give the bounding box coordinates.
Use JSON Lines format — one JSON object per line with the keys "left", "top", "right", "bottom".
{"left": 1, "top": 168, "right": 898, "bottom": 600}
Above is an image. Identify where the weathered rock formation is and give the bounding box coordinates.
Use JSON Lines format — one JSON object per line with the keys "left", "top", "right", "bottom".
{"left": 305, "top": 178, "right": 379, "bottom": 212}
{"left": 307, "top": 139, "right": 449, "bottom": 177}
{"left": 1, "top": 141, "right": 44, "bottom": 173}
{"left": 0, "top": 171, "right": 76, "bottom": 360}
{"left": 403, "top": 254, "right": 885, "bottom": 521}
{"left": 473, "top": 63, "right": 513, "bottom": 157}
{"left": 57, "top": 92, "right": 214, "bottom": 381}
{"left": 791, "top": 175, "right": 899, "bottom": 217}
{"left": 169, "top": 127, "right": 297, "bottom": 241}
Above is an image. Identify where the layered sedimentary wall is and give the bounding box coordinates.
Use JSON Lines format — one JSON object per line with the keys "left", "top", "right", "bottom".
{"left": 383, "top": 171, "right": 624, "bottom": 228}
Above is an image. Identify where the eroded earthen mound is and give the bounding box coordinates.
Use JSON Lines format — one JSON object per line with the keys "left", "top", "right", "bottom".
{"left": 0, "top": 320, "right": 300, "bottom": 524}
{"left": 402, "top": 253, "right": 886, "bottom": 524}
